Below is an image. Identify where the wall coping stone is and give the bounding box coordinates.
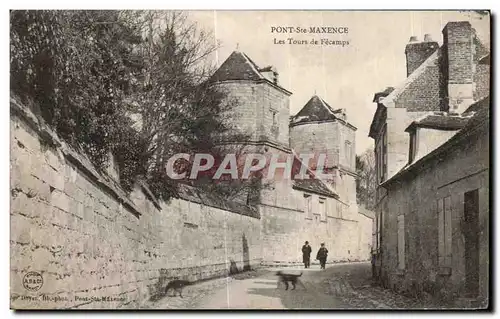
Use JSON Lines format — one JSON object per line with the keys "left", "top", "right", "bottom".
{"left": 11, "top": 94, "right": 259, "bottom": 220}
{"left": 11, "top": 96, "right": 143, "bottom": 218}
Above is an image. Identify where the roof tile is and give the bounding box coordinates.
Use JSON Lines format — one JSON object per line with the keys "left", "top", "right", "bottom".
{"left": 290, "top": 95, "right": 339, "bottom": 124}
{"left": 405, "top": 114, "right": 471, "bottom": 132}
{"left": 209, "top": 51, "right": 263, "bottom": 82}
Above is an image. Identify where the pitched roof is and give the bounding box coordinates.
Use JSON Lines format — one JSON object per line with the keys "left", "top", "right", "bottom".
{"left": 405, "top": 114, "right": 471, "bottom": 132}
{"left": 464, "top": 96, "right": 490, "bottom": 114}
{"left": 292, "top": 179, "right": 337, "bottom": 198}
{"left": 209, "top": 51, "right": 292, "bottom": 94}
{"left": 479, "top": 54, "right": 490, "bottom": 65}
{"left": 290, "top": 151, "right": 338, "bottom": 198}
{"left": 382, "top": 96, "right": 490, "bottom": 188}
{"left": 459, "top": 97, "right": 490, "bottom": 132}
{"left": 210, "top": 51, "right": 264, "bottom": 82}
{"left": 176, "top": 183, "right": 260, "bottom": 219}
{"left": 292, "top": 95, "right": 337, "bottom": 122}
{"left": 290, "top": 95, "right": 356, "bottom": 131}
{"left": 380, "top": 29, "right": 489, "bottom": 111}
{"left": 380, "top": 49, "right": 439, "bottom": 108}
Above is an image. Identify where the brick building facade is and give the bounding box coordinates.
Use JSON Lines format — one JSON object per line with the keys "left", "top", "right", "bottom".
{"left": 369, "top": 21, "right": 490, "bottom": 306}
{"left": 211, "top": 50, "right": 373, "bottom": 265}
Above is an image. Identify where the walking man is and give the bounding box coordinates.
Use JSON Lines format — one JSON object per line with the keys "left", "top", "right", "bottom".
{"left": 302, "top": 241, "right": 312, "bottom": 268}
{"left": 316, "top": 243, "right": 328, "bottom": 270}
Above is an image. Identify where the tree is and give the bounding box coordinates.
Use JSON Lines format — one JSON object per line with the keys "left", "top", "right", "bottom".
{"left": 356, "top": 148, "right": 376, "bottom": 209}
{"left": 120, "top": 11, "right": 264, "bottom": 201}
{"left": 10, "top": 10, "right": 265, "bottom": 202}
{"left": 11, "top": 10, "right": 144, "bottom": 170}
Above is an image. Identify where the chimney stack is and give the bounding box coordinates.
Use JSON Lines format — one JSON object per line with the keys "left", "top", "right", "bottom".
{"left": 259, "top": 66, "right": 279, "bottom": 85}
{"left": 405, "top": 35, "right": 439, "bottom": 77}
{"left": 442, "top": 21, "right": 474, "bottom": 113}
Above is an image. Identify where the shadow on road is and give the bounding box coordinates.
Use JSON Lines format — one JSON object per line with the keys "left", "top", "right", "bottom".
{"left": 246, "top": 277, "right": 348, "bottom": 309}
{"left": 252, "top": 281, "right": 278, "bottom": 286}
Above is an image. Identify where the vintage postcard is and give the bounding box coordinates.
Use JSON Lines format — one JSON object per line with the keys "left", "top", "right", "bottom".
{"left": 10, "top": 10, "right": 491, "bottom": 310}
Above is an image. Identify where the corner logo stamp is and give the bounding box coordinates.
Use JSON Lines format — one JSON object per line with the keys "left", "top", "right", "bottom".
{"left": 23, "top": 271, "right": 43, "bottom": 292}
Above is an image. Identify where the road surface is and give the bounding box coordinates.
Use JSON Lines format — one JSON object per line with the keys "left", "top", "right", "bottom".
{"left": 148, "top": 262, "right": 445, "bottom": 309}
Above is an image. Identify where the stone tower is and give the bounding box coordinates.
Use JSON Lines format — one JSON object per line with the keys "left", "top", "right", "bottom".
{"left": 210, "top": 51, "right": 371, "bottom": 265}
{"left": 290, "top": 95, "right": 358, "bottom": 217}
{"left": 209, "top": 50, "right": 299, "bottom": 210}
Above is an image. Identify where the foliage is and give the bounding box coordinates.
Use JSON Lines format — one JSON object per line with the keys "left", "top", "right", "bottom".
{"left": 11, "top": 10, "right": 143, "bottom": 169}
{"left": 11, "top": 10, "right": 263, "bottom": 202}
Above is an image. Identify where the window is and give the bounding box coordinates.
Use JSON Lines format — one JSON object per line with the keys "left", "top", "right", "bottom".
{"left": 319, "top": 198, "right": 327, "bottom": 221}
{"left": 304, "top": 194, "right": 312, "bottom": 219}
{"left": 345, "top": 141, "right": 352, "bottom": 167}
{"left": 438, "top": 196, "right": 452, "bottom": 267}
{"left": 409, "top": 131, "right": 418, "bottom": 163}
{"left": 270, "top": 107, "right": 278, "bottom": 125}
{"left": 376, "top": 124, "right": 387, "bottom": 183}
{"left": 375, "top": 211, "right": 381, "bottom": 251}
{"left": 270, "top": 108, "right": 279, "bottom": 138}
{"left": 336, "top": 201, "right": 343, "bottom": 219}
{"left": 397, "top": 214, "right": 405, "bottom": 270}
{"left": 374, "top": 202, "right": 386, "bottom": 252}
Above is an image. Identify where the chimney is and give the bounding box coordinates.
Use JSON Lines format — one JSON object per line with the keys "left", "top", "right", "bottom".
{"left": 442, "top": 21, "right": 474, "bottom": 113}
{"left": 405, "top": 35, "right": 439, "bottom": 76}
{"left": 372, "top": 87, "right": 395, "bottom": 103}
{"left": 273, "top": 71, "right": 279, "bottom": 85}
{"left": 259, "top": 66, "right": 279, "bottom": 85}
{"left": 341, "top": 108, "right": 347, "bottom": 121}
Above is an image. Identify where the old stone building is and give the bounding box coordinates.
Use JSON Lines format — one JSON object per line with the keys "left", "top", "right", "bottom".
{"left": 211, "top": 50, "right": 372, "bottom": 265}
{"left": 369, "top": 21, "right": 490, "bottom": 306}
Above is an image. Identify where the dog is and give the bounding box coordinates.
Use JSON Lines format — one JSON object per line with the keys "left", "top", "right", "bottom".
{"left": 275, "top": 271, "right": 306, "bottom": 290}
{"left": 165, "top": 279, "right": 191, "bottom": 298}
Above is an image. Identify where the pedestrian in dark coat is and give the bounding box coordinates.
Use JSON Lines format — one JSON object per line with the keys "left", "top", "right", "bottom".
{"left": 316, "top": 243, "right": 328, "bottom": 269}
{"left": 302, "top": 241, "right": 312, "bottom": 268}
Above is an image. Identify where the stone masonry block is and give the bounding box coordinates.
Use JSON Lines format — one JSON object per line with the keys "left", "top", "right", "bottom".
{"left": 12, "top": 120, "right": 42, "bottom": 153}
{"left": 50, "top": 190, "right": 70, "bottom": 213}
{"left": 44, "top": 147, "right": 64, "bottom": 172}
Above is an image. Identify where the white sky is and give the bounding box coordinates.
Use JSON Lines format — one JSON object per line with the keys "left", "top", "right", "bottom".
{"left": 187, "top": 10, "right": 490, "bottom": 154}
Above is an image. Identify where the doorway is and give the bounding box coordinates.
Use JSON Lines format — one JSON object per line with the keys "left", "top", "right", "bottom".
{"left": 464, "top": 189, "right": 480, "bottom": 298}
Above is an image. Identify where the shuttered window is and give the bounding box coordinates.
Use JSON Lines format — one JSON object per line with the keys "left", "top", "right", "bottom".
{"left": 382, "top": 125, "right": 387, "bottom": 180}
{"left": 438, "top": 196, "right": 452, "bottom": 267}
{"left": 319, "top": 198, "right": 327, "bottom": 221}
{"left": 345, "top": 141, "right": 352, "bottom": 167}
{"left": 304, "top": 194, "right": 312, "bottom": 219}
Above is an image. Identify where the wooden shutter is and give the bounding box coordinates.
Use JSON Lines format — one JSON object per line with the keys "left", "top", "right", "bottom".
{"left": 444, "top": 196, "right": 452, "bottom": 266}
{"left": 304, "top": 195, "right": 312, "bottom": 218}
{"left": 382, "top": 126, "right": 387, "bottom": 180}
{"left": 319, "top": 198, "right": 326, "bottom": 221}
{"left": 437, "top": 198, "right": 445, "bottom": 266}
{"left": 397, "top": 214, "right": 405, "bottom": 270}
